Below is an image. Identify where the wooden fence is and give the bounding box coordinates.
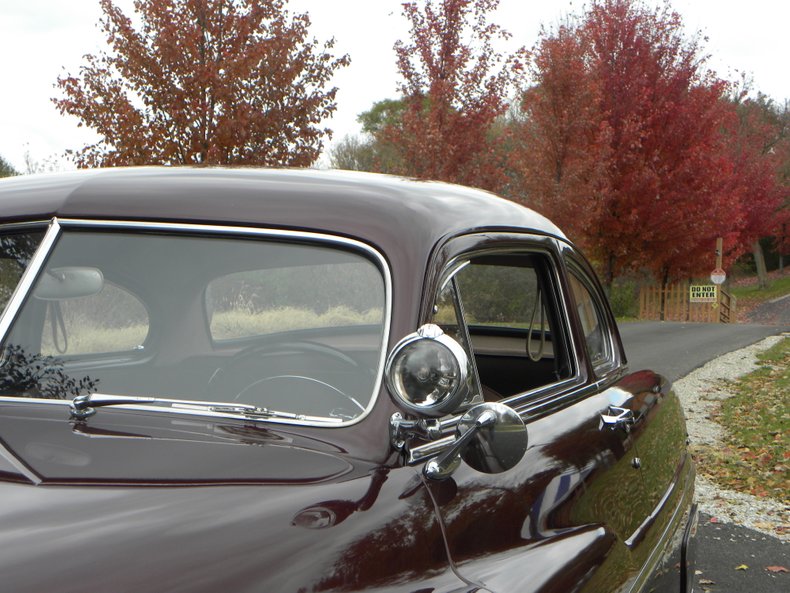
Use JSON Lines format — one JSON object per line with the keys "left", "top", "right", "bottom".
{"left": 639, "top": 283, "right": 736, "bottom": 323}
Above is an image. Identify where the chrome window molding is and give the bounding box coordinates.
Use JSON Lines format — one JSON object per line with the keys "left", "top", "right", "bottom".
{"left": 564, "top": 259, "right": 618, "bottom": 376}
{"left": 0, "top": 218, "right": 62, "bottom": 343}
{"left": 0, "top": 220, "right": 50, "bottom": 232}
{"left": 0, "top": 218, "right": 393, "bottom": 430}
{"left": 405, "top": 238, "right": 590, "bottom": 465}
{"left": 432, "top": 241, "right": 584, "bottom": 403}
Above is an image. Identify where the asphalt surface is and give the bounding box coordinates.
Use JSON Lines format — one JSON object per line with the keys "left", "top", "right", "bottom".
{"left": 618, "top": 321, "right": 789, "bottom": 380}
{"left": 618, "top": 321, "right": 789, "bottom": 593}
{"left": 746, "top": 293, "right": 790, "bottom": 325}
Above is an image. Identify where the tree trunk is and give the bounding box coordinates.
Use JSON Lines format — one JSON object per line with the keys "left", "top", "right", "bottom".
{"left": 753, "top": 240, "right": 768, "bottom": 289}
{"left": 602, "top": 253, "right": 615, "bottom": 296}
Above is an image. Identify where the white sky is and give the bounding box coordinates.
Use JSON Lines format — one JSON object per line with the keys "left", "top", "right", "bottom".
{"left": 0, "top": 0, "right": 788, "bottom": 172}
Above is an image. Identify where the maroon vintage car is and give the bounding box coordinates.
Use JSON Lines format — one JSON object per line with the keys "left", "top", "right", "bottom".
{"left": 0, "top": 168, "right": 697, "bottom": 593}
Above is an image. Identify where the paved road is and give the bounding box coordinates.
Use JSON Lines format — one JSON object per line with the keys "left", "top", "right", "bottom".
{"left": 618, "top": 321, "right": 789, "bottom": 593}
{"left": 746, "top": 292, "right": 790, "bottom": 325}
{"left": 618, "top": 321, "right": 789, "bottom": 380}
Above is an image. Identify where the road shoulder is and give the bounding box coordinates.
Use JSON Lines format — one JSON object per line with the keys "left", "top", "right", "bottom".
{"left": 673, "top": 334, "right": 788, "bottom": 540}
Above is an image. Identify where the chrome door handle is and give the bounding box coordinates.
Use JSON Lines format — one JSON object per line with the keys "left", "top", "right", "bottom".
{"left": 599, "top": 406, "right": 634, "bottom": 431}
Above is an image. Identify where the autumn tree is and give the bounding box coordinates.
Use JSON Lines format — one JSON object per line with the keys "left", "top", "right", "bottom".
{"left": 329, "top": 99, "right": 407, "bottom": 173}
{"left": 723, "top": 92, "right": 787, "bottom": 286}
{"left": 518, "top": 0, "right": 741, "bottom": 288}
{"left": 513, "top": 20, "right": 611, "bottom": 240}
{"left": 375, "top": 0, "right": 525, "bottom": 191}
{"left": 53, "top": 0, "right": 349, "bottom": 168}
{"left": 0, "top": 155, "right": 17, "bottom": 178}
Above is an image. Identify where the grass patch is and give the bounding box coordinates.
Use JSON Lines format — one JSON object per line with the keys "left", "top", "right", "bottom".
{"left": 731, "top": 274, "right": 790, "bottom": 303}
{"left": 42, "top": 324, "right": 148, "bottom": 356}
{"left": 210, "top": 306, "right": 383, "bottom": 340}
{"left": 692, "top": 337, "right": 790, "bottom": 503}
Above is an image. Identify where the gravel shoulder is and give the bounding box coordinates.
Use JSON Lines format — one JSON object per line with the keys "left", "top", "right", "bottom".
{"left": 673, "top": 334, "right": 790, "bottom": 541}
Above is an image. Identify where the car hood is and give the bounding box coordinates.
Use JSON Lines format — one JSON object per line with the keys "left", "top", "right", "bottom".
{"left": 0, "top": 400, "right": 459, "bottom": 593}
{"left": 0, "top": 399, "right": 359, "bottom": 485}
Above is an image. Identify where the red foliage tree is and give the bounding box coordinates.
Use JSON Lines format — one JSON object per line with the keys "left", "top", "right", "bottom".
{"left": 724, "top": 92, "right": 788, "bottom": 285}
{"left": 514, "top": 21, "right": 612, "bottom": 243}
{"left": 378, "top": 0, "right": 526, "bottom": 191}
{"left": 518, "top": 0, "right": 743, "bottom": 287}
{"left": 53, "top": 0, "right": 349, "bottom": 168}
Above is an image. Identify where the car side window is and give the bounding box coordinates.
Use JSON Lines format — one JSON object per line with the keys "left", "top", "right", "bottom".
{"left": 40, "top": 282, "right": 149, "bottom": 356}
{"left": 436, "top": 252, "right": 572, "bottom": 401}
{"left": 567, "top": 269, "right": 613, "bottom": 373}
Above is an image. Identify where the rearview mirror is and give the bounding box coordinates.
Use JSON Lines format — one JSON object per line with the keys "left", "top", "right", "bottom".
{"left": 33, "top": 267, "right": 104, "bottom": 300}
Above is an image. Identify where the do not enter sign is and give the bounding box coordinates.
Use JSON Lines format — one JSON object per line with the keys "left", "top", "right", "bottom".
{"left": 710, "top": 268, "right": 726, "bottom": 285}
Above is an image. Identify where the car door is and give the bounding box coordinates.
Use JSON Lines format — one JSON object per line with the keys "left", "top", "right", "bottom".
{"left": 413, "top": 235, "right": 693, "bottom": 593}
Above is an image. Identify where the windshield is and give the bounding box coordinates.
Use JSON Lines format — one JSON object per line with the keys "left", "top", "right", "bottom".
{"left": 0, "top": 227, "right": 388, "bottom": 424}
{"left": 0, "top": 230, "right": 45, "bottom": 316}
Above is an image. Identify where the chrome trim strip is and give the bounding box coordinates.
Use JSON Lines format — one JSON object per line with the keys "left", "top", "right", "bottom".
{"left": 0, "top": 395, "right": 344, "bottom": 426}
{"left": 0, "top": 218, "right": 61, "bottom": 343}
{"left": 1, "top": 218, "right": 393, "bottom": 430}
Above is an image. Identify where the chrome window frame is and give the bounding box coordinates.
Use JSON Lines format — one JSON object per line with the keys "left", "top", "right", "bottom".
{"left": 564, "top": 258, "right": 618, "bottom": 378}
{"left": 407, "top": 239, "right": 586, "bottom": 463}
{"left": 0, "top": 218, "right": 393, "bottom": 429}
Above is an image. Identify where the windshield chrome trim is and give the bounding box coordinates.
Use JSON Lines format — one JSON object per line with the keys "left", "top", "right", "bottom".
{"left": 0, "top": 395, "right": 345, "bottom": 426}
{"left": 0, "top": 439, "right": 42, "bottom": 485}
{"left": 0, "top": 218, "right": 62, "bottom": 343}
{"left": 1, "top": 218, "right": 393, "bottom": 430}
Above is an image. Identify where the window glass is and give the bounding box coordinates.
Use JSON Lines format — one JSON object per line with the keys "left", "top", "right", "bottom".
{"left": 0, "top": 231, "right": 388, "bottom": 423}
{"left": 568, "top": 272, "right": 610, "bottom": 370}
{"left": 443, "top": 253, "right": 570, "bottom": 400}
{"left": 432, "top": 278, "right": 465, "bottom": 345}
{"left": 456, "top": 263, "right": 545, "bottom": 330}
{"left": 0, "top": 231, "right": 45, "bottom": 315}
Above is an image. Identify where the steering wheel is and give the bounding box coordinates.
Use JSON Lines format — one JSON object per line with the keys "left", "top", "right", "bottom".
{"left": 207, "top": 341, "right": 367, "bottom": 419}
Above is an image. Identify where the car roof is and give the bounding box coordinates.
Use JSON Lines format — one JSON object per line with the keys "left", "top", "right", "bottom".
{"left": 0, "top": 167, "right": 563, "bottom": 239}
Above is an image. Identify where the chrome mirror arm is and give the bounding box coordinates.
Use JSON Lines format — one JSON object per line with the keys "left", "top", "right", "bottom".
{"left": 424, "top": 409, "right": 496, "bottom": 480}
{"left": 390, "top": 413, "right": 442, "bottom": 450}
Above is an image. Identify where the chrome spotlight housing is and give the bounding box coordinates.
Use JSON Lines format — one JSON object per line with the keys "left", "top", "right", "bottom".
{"left": 384, "top": 324, "right": 472, "bottom": 417}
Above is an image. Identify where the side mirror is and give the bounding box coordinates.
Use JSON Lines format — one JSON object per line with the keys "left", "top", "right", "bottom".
{"left": 384, "top": 324, "right": 474, "bottom": 417}
{"left": 424, "top": 402, "right": 528, "bottom": 480}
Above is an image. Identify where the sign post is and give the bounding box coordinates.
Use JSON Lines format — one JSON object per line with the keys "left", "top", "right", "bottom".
{"left": 711, "top": 237, "right": 726, "bottom": 285}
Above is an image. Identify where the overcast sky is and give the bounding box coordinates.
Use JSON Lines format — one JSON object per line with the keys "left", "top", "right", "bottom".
{"left": 1, "top": 0, "right": 788, "bottom": 172}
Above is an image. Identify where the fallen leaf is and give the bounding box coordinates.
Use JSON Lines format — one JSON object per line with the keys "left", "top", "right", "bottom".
{"left": 735, "top": 564, "right": 749, "bottom": 571}
{"left": 709, "top": 516, "right": 719, "bottom": 523}
{"left": 766, "top": 566, "right": 788, "bottom": 573}
{"left": 699, "top": 578, "right": 715, "bottom": 585}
